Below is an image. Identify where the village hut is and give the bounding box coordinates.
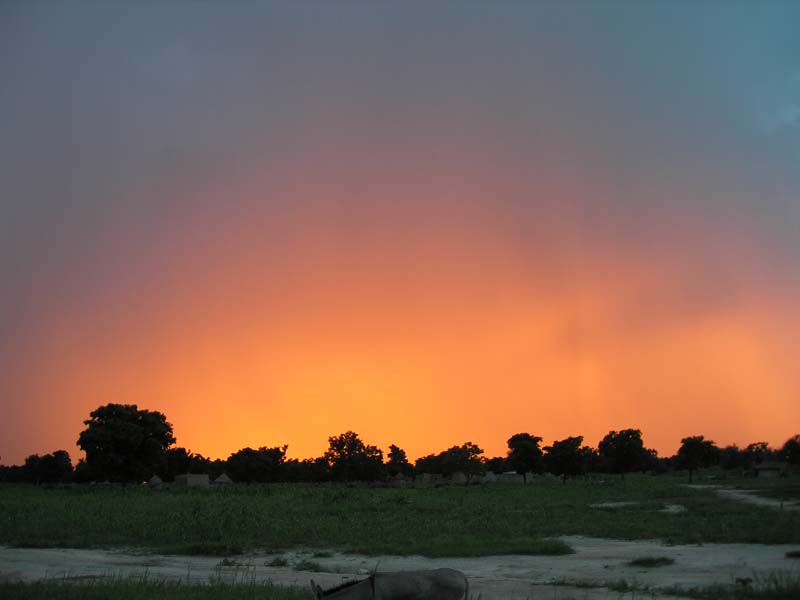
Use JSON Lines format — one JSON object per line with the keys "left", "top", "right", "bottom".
{"left": 212, "top": 472, "right": 233, "bottom": 485}
{"left": 754, "top": 461, "right": 786, "bottom": 478}
{"left": 449, "top": 471, "right": 468, "bottom": 485}
{"left": 174, "top": 473, "right": 210, "bottom": 488}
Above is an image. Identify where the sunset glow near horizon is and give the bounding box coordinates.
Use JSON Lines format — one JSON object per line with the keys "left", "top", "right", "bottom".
{"left": 2, "top": 2, "right": 800, "bottom": 465}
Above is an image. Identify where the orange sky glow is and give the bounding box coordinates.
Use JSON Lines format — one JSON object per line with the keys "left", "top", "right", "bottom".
{"left": 3, "top": 4, "right": 800, "bottom": 466}
{"left": 5, "top": 156, "right": 799, "bottom": 465}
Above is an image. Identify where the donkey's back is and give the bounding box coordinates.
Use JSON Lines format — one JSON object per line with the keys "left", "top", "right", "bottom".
{"left": 375, "top": 568, "right": 468, "bottom": 600}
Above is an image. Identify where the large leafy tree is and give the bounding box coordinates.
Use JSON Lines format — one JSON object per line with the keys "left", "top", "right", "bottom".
{"left": 506, "top": 433, "right": 543, "bottom": 484}
{"left": 598, "top": 429, "right": 649, "bottom": 478}
{"left": 324, "top": 431, "right": 384, "bottom": 481}
{"left": 676, "top": 435, "right": 720, "bottom": 482}
{"left": 77, "top": 404, "right": 175, "bottom": 482}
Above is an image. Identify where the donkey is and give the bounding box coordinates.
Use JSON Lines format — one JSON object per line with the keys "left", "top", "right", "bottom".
{"left": 310, "top": 569, "right": 469, "bottom": 600}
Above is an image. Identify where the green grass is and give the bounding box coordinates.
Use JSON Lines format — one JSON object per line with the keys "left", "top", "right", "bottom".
{"left": 628, "top": 556, "right": 675, "bottom": 567}
{"left": 0, "top": 579, "right": 311, "bottom": 600}
{"left": 665, "top": 572, "right": 800, "bottom": 599}
{"left": 0, "top": 476, "right": 798, "bottom": 556}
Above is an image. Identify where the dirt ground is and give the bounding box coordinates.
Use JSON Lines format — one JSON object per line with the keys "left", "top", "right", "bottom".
{"left": 686, "top": 485, "right": 800, "bottom": 511}
{"left": 2, "top": 536, "right": 799, "bottom": 599}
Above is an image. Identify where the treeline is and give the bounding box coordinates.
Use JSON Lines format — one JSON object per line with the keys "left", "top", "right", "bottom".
{"left": 1, "top": 403, "right": 799, "bottom": 484}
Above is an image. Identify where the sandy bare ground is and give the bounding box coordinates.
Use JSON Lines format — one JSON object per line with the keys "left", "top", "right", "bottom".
{"left": 3, "top": 537, "right": 799, "bottom": 599}
{"left": 686, "top": 485, "right": 800, "bottom": 511}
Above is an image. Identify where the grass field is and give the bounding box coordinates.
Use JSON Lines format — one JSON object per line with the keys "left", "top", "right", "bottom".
{"left": 1, "top": 475, "right": 798, "bottom": 557}
{"left": 0, "top": 579, "right": 311, "bottom": 600}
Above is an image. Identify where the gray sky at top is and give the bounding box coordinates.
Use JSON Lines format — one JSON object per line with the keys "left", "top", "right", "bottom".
{"left": 1, "top": 1, "right": 799, "bottom": 344}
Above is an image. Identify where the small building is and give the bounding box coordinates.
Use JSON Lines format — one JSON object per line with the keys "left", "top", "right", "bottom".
{"left": 212, "top": 472, "right": 233, "bottom": 485}
{"left": 147, "top": 474, "right": 163, "bottom": 489}
{"left": 754, "top": 462, "right": 785, "bottom": 478}
{"left": 449, "top": 471, "right": 468, "bottom": 485}
{"left": 390, "top": 473, "right": 409, "bottom": 487}
{"left": 174, "top": 473, "right": 210, "bottom": 487}
{"left": 497, "top": 471, "right": 525, "bottom": 484}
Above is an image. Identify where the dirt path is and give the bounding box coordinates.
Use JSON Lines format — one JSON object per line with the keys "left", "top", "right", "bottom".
{"left": 3, "top": 537, "right": 799, "bottom": 599}
{"left": 686, "top": 485, "right": 800, "bottom": 511}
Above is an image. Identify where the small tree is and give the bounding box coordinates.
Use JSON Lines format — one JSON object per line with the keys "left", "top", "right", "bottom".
{"left": 506, "top": 433, "right": 543, "bottom": 484}
{"left": 159, "top": 447, "right": 213, "bottom": 481}
{"left": 485, "top": 456, "right": 508, "bottom": 474}
{"left": 719, "top": 444, "right": 745, "bottom": 471}
{"left": 780, "top": 435, "right": 800, "bottom": 466}
{"left": 743, "top": 441, "right": 772, "bottom": 466}
{"left": 324, "top": 431, "right": 384, "bottom": 481}
{"left": 386, "top": 444, "right": 413, "bottom": 478}
{"left": 598, "top": 429, "right": 649, "bottom": 479}
{"left": 443, "top": 442, "right": 485, "bottom": 482}
{"left": 676, "top": 435, "right": 720, "bottom": 482}
{"left": 77, "top": 404, "right": 175, "bottom": 482}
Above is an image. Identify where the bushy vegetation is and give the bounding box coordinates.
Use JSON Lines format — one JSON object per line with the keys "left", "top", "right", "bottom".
{"left": 1, "top": 476, "right": 798, "bottom": 556}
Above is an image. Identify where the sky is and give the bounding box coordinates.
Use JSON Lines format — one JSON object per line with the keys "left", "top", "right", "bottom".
{"left": 2, "top": 1, "right": 799, "bottom": 465}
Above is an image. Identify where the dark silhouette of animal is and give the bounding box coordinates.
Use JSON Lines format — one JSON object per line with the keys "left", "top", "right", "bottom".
{"left": 310, "top": 569, "right": 469, "bottom": 600}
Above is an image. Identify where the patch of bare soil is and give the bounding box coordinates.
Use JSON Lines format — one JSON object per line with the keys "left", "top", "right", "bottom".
{"left": 2, "top": 537, "right": 799, "bottom": 599}
{"left": 687, "top": 485, "right": 800, "bottom": 511}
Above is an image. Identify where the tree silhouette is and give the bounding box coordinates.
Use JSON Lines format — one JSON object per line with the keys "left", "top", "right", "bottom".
{"left": 780, "top": 435, "right": 800, "bottom": 466}
{"left": 415, "top": 442, "right": 485, "bottom": 482}
{"left": 544, "top": 436, "right": 592, "bottom": 483}
{"left": 159, "top": 447, "right": 213, "bottom": 481}
{"left": 485, "top": 456, "right": 508, "bottom": 474}
{"left": 77, "top": 404, "right": 175, "bottom": 482}
{"left": 324, "top": 431, "right": 384, "bottom": 481}
{"left": 226, "top": 445, "right": 288, "bottom": 483}
{"left": 676, "top": 435, "right": 719, "bottom": 482}
{"left": 506, "top": 433, "right": 543, "bottom": 484}
{"left": 743, "top": 441, "right": 772, "bottom": 466}
{"left": 598, "top": 429, "right": 649, "bottom": 478}
{"left": 386, "top": 444, "right": 413, "bottom": 478}
{"left": 21, "top": 450, "right": 73, "bottom": 484}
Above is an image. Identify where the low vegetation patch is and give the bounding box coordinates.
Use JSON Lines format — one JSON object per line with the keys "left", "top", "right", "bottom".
{"left": 785, "top": 550, "right": 800, "bottom": 558}
{"left": 0, "top": 579, "right": 311, "bottom": 600}
{"left": 265, "top": 556, "right": 289, "bottom": 567}
{"left": 628, "top": 556, "right": 675, "bottom": 567}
